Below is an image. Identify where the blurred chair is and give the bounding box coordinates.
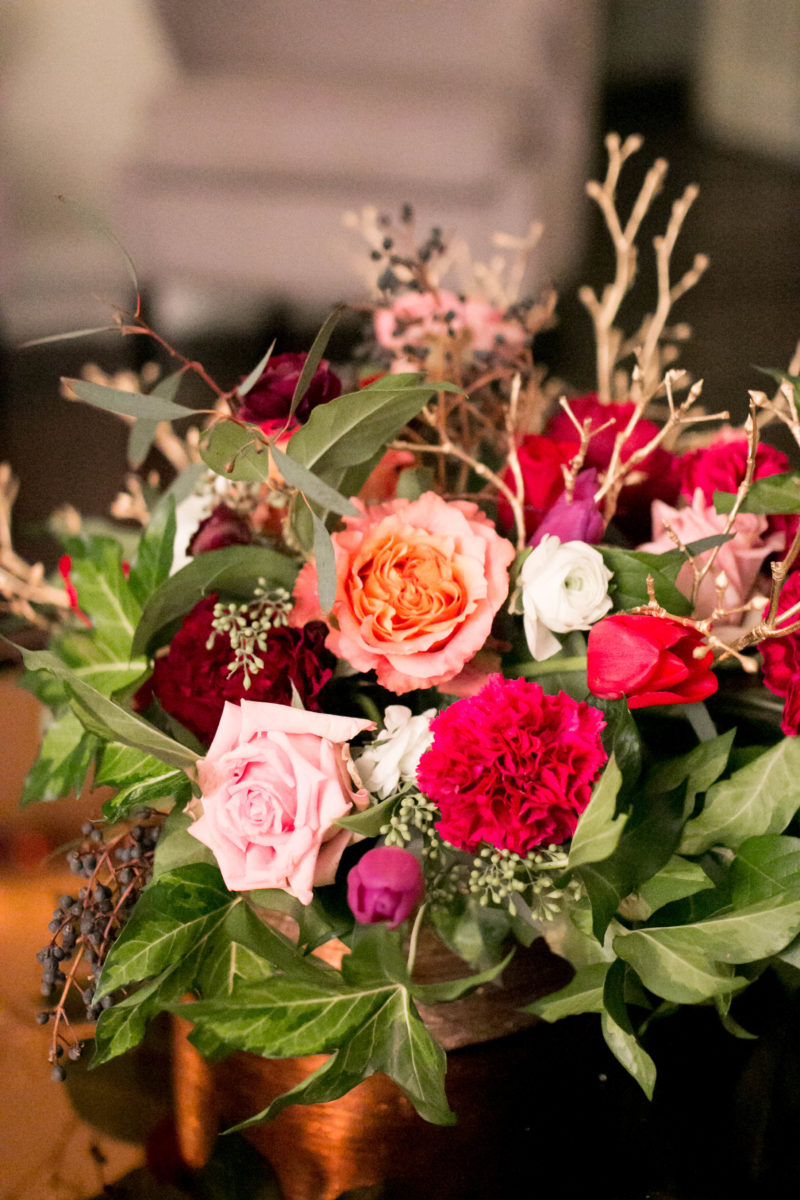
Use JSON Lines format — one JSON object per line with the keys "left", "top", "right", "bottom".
{"left": 117, "top": 0, "right": 598, "bottom": 330}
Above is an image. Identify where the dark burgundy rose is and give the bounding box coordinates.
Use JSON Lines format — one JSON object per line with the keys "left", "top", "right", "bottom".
{"left": 188, "top": 504, "right": 253, "bottom": 556}
{"left": 150, "top": 595, "right": 334, "bottom": 745}
{"left": 238, "top": 352, "right": 342, "bottom": 431}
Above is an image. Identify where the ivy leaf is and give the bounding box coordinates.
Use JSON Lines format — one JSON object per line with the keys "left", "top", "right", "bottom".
{"left": 729, "top": 835, "right": 800, "bottom": 906}
{"left": 94, "top": 863, "right": 235, "bottom": 1000}
{"left": 524, "top": 962, "right": 610, "bottom": 1020}
{"left": 94, "top": 742, "right": 191, "bottom": 821}
{"left": 568, "top": 756, "right": 626, "bottom": 869}
{"left": 645, "top": 728, "right": 736, "bottom": 817}
{"left": 680, "top": 737, "right": 800, "bottom": 854}
{"left": 131, "top": 544, "right": 298, "bottom": 657}
{"left": 194, "top": 904, "right": 277, "bottom": 998}
{"left": 127, "top": 496, "right": 177, "bottom": 606}
{"left": 601, "top": 1010, "right": 656, "bottom": 1100}
{"left": 599, "top": 547, "right": 691, "bottom": 615}
{"left": 153, "top": 807, "right": 218, "bottom": 878}
{"left": 431, "top": 895, "right": 512, "bottom": 970}
{"left": 590, "top": 698, "right": 642, "bottom": 801}
{"left": 93, "top": 953, "right": 202, "bottom": 1066}
{"left": 63, "top": 535, "right": 141, "bottom": 661}
{"left": 20, "top": 710, "right": 99, "bottom": 806}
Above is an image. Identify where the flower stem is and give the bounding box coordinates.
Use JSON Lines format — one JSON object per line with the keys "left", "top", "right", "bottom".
{"left": 510, "top": 656, "right": 588, "bottom": 677}
{"left": 406, "top": 902, "right": 428, "bottom": 976}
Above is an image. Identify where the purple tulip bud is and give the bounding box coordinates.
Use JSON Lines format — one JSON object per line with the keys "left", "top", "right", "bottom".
{"left": 347, "top": 846, "right": 425, "bottom": 929}
{"left": 188, "top": 504, "right": 252, "bottom": 556}
{"left": 529, "top": 469, "right": 605, "bottom": 548}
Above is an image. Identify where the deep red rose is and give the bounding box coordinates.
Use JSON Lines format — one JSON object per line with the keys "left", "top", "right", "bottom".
{"left": 679, "top": 436, "right": 793, "bottom": 541}
{"left": 498, "top": 434, "right": 579, "bottom": 539}
{"left": 347, "top": 846, "right": 425, "bottom": 928}
{"left": 416, "top": 675, "right": 607, "bottom": 854}
{"left": 188, "top": 504, "right": 253, "bottom": 556}
{"left": 587, "top": 613, "right": 717, "bottom": 709}
{"left": 238, "top": 352, "right": 342, "bottom": 432}
{"left": 760, "top": 570, "right": 800, "bottom": 736}
{"left": 545, "top": 395, "right": 679, "bottom": 521}
{"left": 150, "top": 595, "right": 334, "bottom": 744}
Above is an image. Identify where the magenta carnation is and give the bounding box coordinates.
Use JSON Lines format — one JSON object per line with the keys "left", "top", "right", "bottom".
{"left": 416, "top": 675, "right": 607, "bottom": 854}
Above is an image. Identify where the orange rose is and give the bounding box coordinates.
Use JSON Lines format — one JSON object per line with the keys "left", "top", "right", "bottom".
{"left": 291, "top": 492, "right": 515, "bottom": 694}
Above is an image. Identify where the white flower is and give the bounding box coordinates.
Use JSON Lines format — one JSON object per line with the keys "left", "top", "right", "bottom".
{"left": 355, "top": 705, "right": 436, "bottom": 799}
{"left": 519, "top": 535, "right": 613, "bottom": 661}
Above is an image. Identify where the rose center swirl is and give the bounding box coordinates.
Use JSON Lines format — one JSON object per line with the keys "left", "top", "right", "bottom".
{"left": 349, "top": 534, "right": 467, "bottom": 644}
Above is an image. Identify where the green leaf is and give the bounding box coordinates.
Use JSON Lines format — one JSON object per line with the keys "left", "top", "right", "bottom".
{"left": 310, "top": 506, "right": 337, "bottom": 611}
{"left": 646, "top": 728, "right": 736, "bottom": 816}
{"left": 431, "top": 896, "right": 512, "bottom": 969}
{"left": 523, "top": 962, "right": 610, "bottom": 1020}
{"left": 127, "top": 496, "right": 177, "bottom": 606}
{"left": 199, "top": 421, "right": 270, "bottom": 482}
{"left": 714, "top": 472, "right": 800, "bottom": 516}
{"left": 729, "top": 835, "right": 800, "bottom": 905}
{"left": 63, "top": 377, "right": 197, "bottom": 423}
{"left": 57, "top": 193, "right": 139, "bottom": 294}
{"left": 287, "top": 307, "right": 345, "bottom": 420}
{"left": 93, "top": 954, "right": 201, "bottom": 1065}
{"left": 680, "top": 737, "right": 800, "bottom": 854}
{"left": 128, "top": 419, "right": 159, "bottom": 468}
{"left": 228, "top": 986, "right": 455, "bottom": 1129}
{"left": 632, "top": 856, "right": 715, "bottom": 919}
{"left": 590, "top": 698, "right": 642, "bottom": 800}
{"left": 410, "top": 950, "right": 515, "bottom": 1005}
{"left": 568, "top": 756, "right": 626, "bottom": 869}
{"left": 131, "top": 544, "right": 298, "bottom": 656}
{"left": 95, "top": 742, "right": 190, "bottom": 821}
{"left": 335, "top": 793, "right": 399, "bottom": 836}
{"left": 599, "top": 546, "right": 691, "bottom": 615}
{"left": 396, "top": 465, "right": 436, "bottom": 501}
{"left": 153, "top": 807, "right": 218, "bottom": 878}
{"left": 175, "top": 974, "right": 392, "bottom": 1058}
{"left": 20, "top": 709, "right": 99, "bottom": 805}
{"left": 194, "top": 904, "right": 277, "bottom": 998}
{"left": 601, "top": 1011, "right": 656, "bottom": 1099}
{"left": 612, "top": 927, "right": 742, "bottom": 1003}
{"left": 95, "top": 863, "right": 234, "bottom": 999}
{"left": 15, "top": 646, "right": 197, "bottom": 773}
{"left": 64, "top": 536, "right": 141, "bottom": 661}
{"left": 287, "top": 374, "right": 460, "bottom": 479}
{"left": 269, "top": 442, "right": 358, "bottom": 516}
{"left": 237, "top": 340, "right": 275, "bottom": 398}
{"left": 20, "top": 325, "right": 118, "bottom": 349}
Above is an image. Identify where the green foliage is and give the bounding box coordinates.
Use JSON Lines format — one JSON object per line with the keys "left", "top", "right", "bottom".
{"left": 598, "top": 546, "right": 692, "bottom": 615}
{"left": 20, "top": 710, "right": 99, "bottom": 805}
{"left": 715, "top": 471, "right": 800, "bottom": 515}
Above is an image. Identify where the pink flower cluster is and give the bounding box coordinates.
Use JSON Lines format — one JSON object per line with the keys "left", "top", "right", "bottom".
{"left": 374, "top": 289, "right": 526, "bottom": 371}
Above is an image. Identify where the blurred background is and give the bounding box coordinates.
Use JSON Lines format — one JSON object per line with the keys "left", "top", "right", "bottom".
{"left": 0, "top": 2, "right": 798, "bottom": 1196}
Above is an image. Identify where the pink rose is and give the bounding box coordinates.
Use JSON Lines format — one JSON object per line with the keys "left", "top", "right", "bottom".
{"left": 374, "top": 290, "right": 525, "bottom": 372}
{"left": 189, "top": 700, "right": 374, "bottom": 903}
{"left": 639, "top": 488, "right": 784, "bottom": 626}
{"left": 291, "top": 492, "right": 515, "bottom": 694}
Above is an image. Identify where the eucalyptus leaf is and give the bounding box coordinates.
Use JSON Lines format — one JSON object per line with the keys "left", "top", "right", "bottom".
{"left": 16, "top": 646, "right": 197, "bottom": 773}
{"left": 680, "top": 736, "right": 800, "bottom": 854}
{"left": 200, "top": 421, "right": 270, "bottom": 482}
{"left": 128, "top": 419, "right": 160, "bottom": 468}
{"left": 237, "top": 340, "right": 275, "bottom": 398}
{"left": 132, "top": 544, "right": 298, "bottom": 657}
{"left": 270, "top": 442, "right": 358, "bottom": 516}
{"left": 287, "top": 306, "right": 345, "bottom": 420}
{"left": 310, "top": 506, "right": 337, "bottom": 611}
{"left": 57, "top": 193, "right": 139, "bottom": 294}
{"left": 64, "top": 377, "right": 197, "bottom": 422}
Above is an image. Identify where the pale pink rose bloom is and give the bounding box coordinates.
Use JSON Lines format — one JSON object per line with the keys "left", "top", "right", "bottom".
{"left": 190, "top": 700, "right": 374, "bottom": 904}
{"left": 374, "top": 290, "right": 524, "bottom": 370}
{"left": 639, "top": 488, "right": 784, "bottom": 624}
{"left": 291, "top": 492, "right": 515, "bottom": 694}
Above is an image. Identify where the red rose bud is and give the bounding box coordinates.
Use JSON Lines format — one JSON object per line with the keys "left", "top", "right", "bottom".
{"left": 529, "top": 469, "right": 605, "bottom": 547}
{"left": 238, "top": 352, "right": 341, "bottom": 432}
{"left": 347, "top": 846, "right": 425, "bottom": 929}
{"left": 498, "top": 434, "right": 579, "bottom": 539}
{"left": 188, "top": 504, "right": 252, "bottom": 555}
{"left": 587, "top": 613, "right": 717, "bottom": 709}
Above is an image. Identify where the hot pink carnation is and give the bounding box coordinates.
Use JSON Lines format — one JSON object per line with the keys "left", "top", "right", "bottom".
{"left": 760, "top": 571, "right": 800, "bottom": 737}
{"left": 291, "top": 492, "right": 515, "bottom": 694}
{"left": 416, "top": 675, "right": 607, "bottom": 854}
{"left": 190, "top": 701, "right": 374, "bottom": 902}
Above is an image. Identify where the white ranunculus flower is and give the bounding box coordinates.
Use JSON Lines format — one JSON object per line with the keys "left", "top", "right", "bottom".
{"left": 519, "top": 535, "right": 613, "bottom": 661}
{"left": 355, "top": 705, "right": 436, "bottom": 799}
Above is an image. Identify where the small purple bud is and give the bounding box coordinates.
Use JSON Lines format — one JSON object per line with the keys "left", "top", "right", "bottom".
{"left": 347, "top": 846, "right": 425, "bottom": 929}
{"left": 188, "top": 504, "right": 252, "bottom": 556}
{"left": 529, "top": 469, "right": 605, "bottom": 547}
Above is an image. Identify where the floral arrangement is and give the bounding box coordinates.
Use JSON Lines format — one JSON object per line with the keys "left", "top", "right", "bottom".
{"left": 7, "top": 133, "right": 800, "bottom": 1127}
